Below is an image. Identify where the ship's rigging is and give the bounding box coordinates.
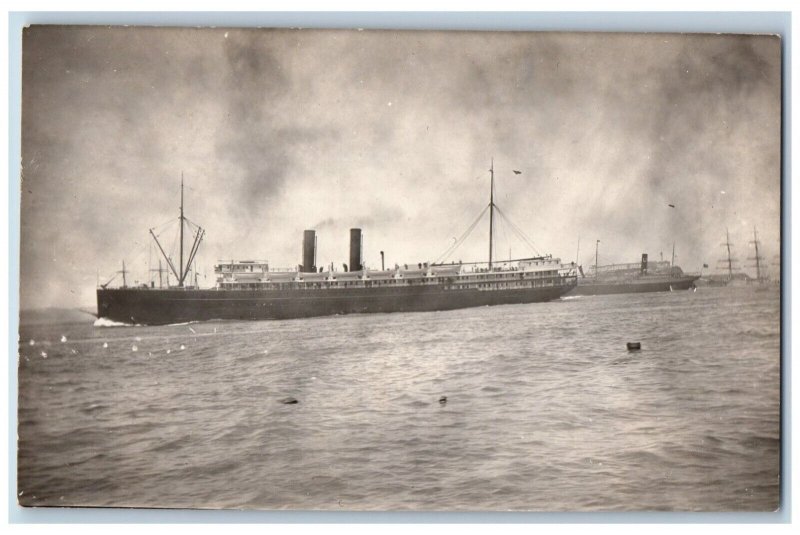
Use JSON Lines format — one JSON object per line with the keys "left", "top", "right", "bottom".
{"left": 432, "top": 160, "right": 543, "bottom": 266}
{"left": 149, "top": 177, "right": 205, "bottom": 288}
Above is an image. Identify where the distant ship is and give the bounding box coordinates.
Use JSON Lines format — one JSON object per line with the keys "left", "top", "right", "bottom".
{"left": 97, "top": 164, "right": 577, "bottom": 325}
{"left": 703, "top": 227, "right": 752, "bottom": 287}
{"left": 568, "top": 241, "right": 699, "bottom": 296}
{"left": 747, "top": 226, "right": 771, "bottom": 290}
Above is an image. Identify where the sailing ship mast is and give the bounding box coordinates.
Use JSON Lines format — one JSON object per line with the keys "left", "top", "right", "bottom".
{"left": 749, "top": 226, "right": 765, "bottom": 283}
{"left": 722, "top": 228, "right": 734, "bottom": 281}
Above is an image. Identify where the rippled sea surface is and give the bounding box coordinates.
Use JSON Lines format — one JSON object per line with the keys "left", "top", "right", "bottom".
{"left": 17, "top": 286, "right": 781, "bottom": 511}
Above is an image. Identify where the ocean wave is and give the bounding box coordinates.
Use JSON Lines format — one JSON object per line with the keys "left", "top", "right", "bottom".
{"left": 93, "top": 317, "right": 137, "bottom": 328}
{"left": 149, "top": 435, "right": 191, "bottom": 453}
{"left": 19, "top": 287, "right": 780, "bottom": 511}
{"left": 737, "top": 327, "right": 780, "bottom": 339}
{"left": 79, "top": 403, "right": 110, "bottom": 415}
{"left": 560, "top": 295, "right": 584, "bottom": 300}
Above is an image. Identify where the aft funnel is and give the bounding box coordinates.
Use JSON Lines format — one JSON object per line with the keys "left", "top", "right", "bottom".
{"left": 349, "top": 228, "right": 363, "bottom": 271}
{"left": 302, "top": 230, "right": 317, "bottom": 273}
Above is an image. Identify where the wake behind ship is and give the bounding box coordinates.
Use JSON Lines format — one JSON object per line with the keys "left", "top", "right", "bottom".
{"left": 97, "top": 165, "right": 577, "bottom": 325}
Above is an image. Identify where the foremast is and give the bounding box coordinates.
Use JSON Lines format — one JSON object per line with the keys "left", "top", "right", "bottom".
{"left": 149, "top": 177, "right": 205, "bottom": 288}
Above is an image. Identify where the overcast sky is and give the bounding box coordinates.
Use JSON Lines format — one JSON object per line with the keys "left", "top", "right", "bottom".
{"left": 20, "top": 27, "right": 781, "bottom": 309}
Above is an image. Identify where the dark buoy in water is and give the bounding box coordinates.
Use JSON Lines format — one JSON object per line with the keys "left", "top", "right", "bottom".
{"left": 626, "top": 342, "right": 641, "bottom": 351}
{"left": 280, "top": 397, "right": 299, "bottom": 405}
{"left": 439, "top": 396, "right": 447, "bottom": 405}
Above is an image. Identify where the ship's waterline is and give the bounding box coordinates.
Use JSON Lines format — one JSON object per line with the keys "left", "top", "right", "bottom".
{"left": 97, "top": 282, "right": 575, "bottom": 325}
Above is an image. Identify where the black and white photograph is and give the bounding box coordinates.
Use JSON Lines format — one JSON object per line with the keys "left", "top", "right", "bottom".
{"left": 16, "top": 25, "right": 782, "bottom": 512}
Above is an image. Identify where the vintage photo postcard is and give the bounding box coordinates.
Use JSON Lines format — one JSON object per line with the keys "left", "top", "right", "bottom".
{"left": 17, "top": 26, "right": 781, "bottom": 511}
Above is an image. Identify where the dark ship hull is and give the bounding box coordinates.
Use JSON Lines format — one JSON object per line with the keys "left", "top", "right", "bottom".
{"left": 97, "top": 282, "right": 574, "bottom": 325}
{"left": 567, "top": 275, "right": 699, "bottom": 296}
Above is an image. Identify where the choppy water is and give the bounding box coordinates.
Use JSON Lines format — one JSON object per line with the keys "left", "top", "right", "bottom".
{"left": 17, "top": 286, "right": 781, "bottom": 511}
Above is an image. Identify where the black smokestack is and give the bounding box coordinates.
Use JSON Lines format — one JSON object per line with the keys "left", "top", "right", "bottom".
{"left": 350, "top": 228, "right": 362, "bottom": 271}
{"left": 302, "top": 230, "right": 316, "bottom": 273}
{"left": 641, "top": 253, "right": 648, "bottom": 275}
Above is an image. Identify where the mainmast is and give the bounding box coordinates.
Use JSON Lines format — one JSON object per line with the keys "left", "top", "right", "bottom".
{"left": 431, "top": 160, "right": 539, "bottom": 267}
{"left": 179, "top": 174, "right": 185, "bottom": 287}
{"left": 488, "top": 159, "right": 495, "bottom": 270}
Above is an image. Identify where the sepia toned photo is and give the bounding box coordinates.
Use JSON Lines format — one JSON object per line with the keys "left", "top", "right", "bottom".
{"left": 17, "top": 26, "right": 781, "bottom": 511}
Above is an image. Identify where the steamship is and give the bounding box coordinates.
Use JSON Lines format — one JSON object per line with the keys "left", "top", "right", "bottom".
{"left": 96, "top": 165, "right": 577, "bottom": 325}
{"left": 569, "top": 245, "right": 699, "bottom": 296}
